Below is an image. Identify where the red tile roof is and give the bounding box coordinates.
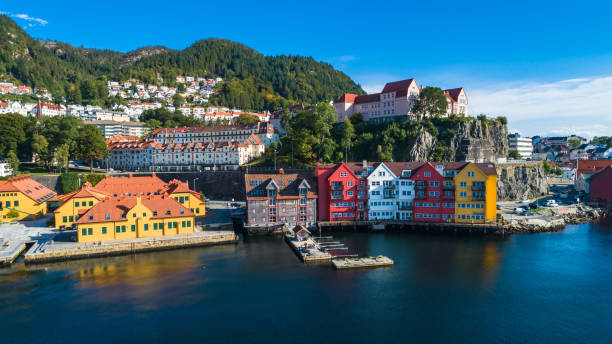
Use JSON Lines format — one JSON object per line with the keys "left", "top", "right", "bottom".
{"left": 245, "top": 173, "right": 317, "bottom": 200}
{"left": 0, "top": 175, "right": 56, "bottom": 204}
{"left": 381, "top": 79, "right": 416, "bottom": 93}
{"left": 334, "top": 93, "right": 358, "bottom": 103}
{"left": 76, "top": 195, "right": 194, "bottom": 224}
{"left": 354, "top": 93, "right": 381, "bottom": 104}
{"left": 444, "top": 88, "right": 464, "bottom": 102}
{"left": 577, "top": 159, "right": 612, "bottom": 177}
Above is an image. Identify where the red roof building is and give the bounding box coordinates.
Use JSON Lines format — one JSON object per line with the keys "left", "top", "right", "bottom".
{"left": 589, "top": 165, "right": 612, "bottom": 207}
{"left": 315, "top": 162, "right": 369, "bottom": 222}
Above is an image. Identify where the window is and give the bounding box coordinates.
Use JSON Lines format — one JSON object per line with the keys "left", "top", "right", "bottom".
{"left": 347, "top": 191, "right": 353, "bottom": 196}
{"left": 69, "top": 216, "right": 74, "bottom": 222}
{"left": 144, "top": 224, "right": 148, "bottom": 231}
{"left": 63, "top": 216, "right": 67, "bottom": 223}
{"left": 154, "top": 223, "right": 158, "bottom": 230}
{"left": 347, "top": 181, "right": 354, "bottom": 187}
{"left": 460, "top": 192, "right": 467, "bottom": 197}
{"left": 159, "top": 223, "right": 164, "bottom": 229}
{"left": 187, "top": 221, "right": 191, "bottom": 227}
{"left": 424, "top": 172, "right": 431, "bottom": 177}
{"left": 133, "top": 213, "right": 136, "bottom": 218}
{"left": 153, "top": 211, "right": 158, "bottom": 216}
{"left": 340, "top": 172, "right": 347, "bottom": 177}
{"left": 81, "top": 228, "right": 87, "bottom": 236}
{"left": 121, "top": 225, "right": 126, "bottom": 232}
{"left": 121, "top": 213, "right": 126, "bottom": 219}
{"left": 116, "top": 226, "right": 120, "bottom": 233}
{"left": 102, "top": 227, "right": 107, "bottom": 234}
{"left": 88, "top": 228, "right": 92, "bottom": 235}
{"left": 460, "top": 182, "right": 467, "bottom": 187}
{"left": 89, "top": 201, "right": 93, "bottom": 206}
{"left": 89, "top": 215, "right": 93, "bottom": 220}
{"left": 74, "top": 202, "right": 79, "bottom": 207}
{"left": 13, "top": 201, "right": 18, "bottom": 207}
{"left": 106, "top": 214, "right": 111, "bottom": 219}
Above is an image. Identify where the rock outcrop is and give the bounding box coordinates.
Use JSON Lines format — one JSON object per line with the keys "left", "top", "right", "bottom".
{"left": 497, "top": 162, "right": 549, "bottom": 201}
{"left": 405, "top": 119, "right": 509, "bottom": 162}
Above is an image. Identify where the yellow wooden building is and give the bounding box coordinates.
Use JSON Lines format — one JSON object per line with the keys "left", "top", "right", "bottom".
{"left": 52, "top": 173, "right": 205, "bottom": 228}
{"left": 0, "top": 175, "right": 56, "bottom": 222}
{"left": 52, "top": 182, "right": 109, "bottom": 228}
{"left": 454, "top": 163, "right": 497, "bottom": 224}
{"left": 75, "top": 195, "right": 195, "bottom": 243}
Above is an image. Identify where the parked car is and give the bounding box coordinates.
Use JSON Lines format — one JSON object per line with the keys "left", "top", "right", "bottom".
{"left": 545, "top": 200, "right": 559, "bottom": 207}
{"left": 514, "top": 207, "right": 525, "bottom": 214}
{"left": 523, "top": 211, "right": 535, "bottom": 216}
{"left": 519, "top": 199, "right": 530, "bottom": 204}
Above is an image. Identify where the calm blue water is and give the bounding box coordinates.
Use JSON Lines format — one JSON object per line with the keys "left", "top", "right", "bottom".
{"left": 1, "top": 221, "right": 612, "bottom": 343}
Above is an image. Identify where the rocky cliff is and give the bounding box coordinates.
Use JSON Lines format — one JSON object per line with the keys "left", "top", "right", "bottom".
{"left": 406, "top": 119, "right": 509, "bottom": 162}
{"left": 497, "top": 162, "right": 549, "bottom": 201}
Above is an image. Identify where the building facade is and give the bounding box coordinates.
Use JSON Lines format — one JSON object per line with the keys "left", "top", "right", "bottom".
{"left": 75, "top": 195, "right": 195, "bottom": 243}
{"left": 245, "top": 171, "right": 317, "bottom": 228}
{"left": 0, "top": 175, "right": 56, "bottom": 222}
{"left": 149, "top": 122, "right": 278, "bottom": 146}
{"left": 334, "top": 79, "right": 468, "bottom": 123}
{"left": 589, "top": 166, "right": 612, "bottom": 207}
{"left": 454, "top": 163, "right": 498, "bottom": 224}
{"left": 508, "top": 133, "right": 533, "bottom": 159}
{"left": 316, "top": 163, "right": 369, "bottom": 222}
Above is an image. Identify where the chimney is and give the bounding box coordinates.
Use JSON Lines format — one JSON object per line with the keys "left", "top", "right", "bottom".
{"left": 362, "top": 160, "right": 367, "bottom": 168}
{"left": 129, "top": 173, "right": 133, "bottom": 178}
{"left": 136, "top": 196, "right": 141, "bottom": 205}
{"left": 278, "top": 168, "right": 285, "bottom": 174}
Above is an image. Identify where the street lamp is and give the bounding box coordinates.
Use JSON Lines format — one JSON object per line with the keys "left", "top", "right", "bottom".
{"left": 193, "top": 177, "right": 199, "bottom": 191}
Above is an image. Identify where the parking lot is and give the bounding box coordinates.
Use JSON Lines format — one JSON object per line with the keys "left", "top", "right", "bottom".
{"left": 499, "top": 183, "right": 581, "bottom": 222}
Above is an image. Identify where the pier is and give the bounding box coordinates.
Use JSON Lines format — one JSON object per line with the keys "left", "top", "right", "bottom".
{"left": 24, "top": 230, "right": 238, "bottom": 264}
{"left": 332, "top": 256, "right": 394, "bottom": 270}
{"left": 0, "top": 239, "right": 28, "bottom": 267}
{"left": 317, "top": 220, "right": 505, "bottom": 235}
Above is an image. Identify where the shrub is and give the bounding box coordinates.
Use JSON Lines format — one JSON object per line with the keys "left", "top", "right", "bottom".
{"left": 83, "top": 173, "right": 106, "bottom": 186}
{"left": 6, "top": 209, "right": 19, "bottom": 219}
{"left": 60, "top": 172, "right": 80, "bottom": 193}
{"left": 496, "top": 116, "right": 508, "bottom": 125}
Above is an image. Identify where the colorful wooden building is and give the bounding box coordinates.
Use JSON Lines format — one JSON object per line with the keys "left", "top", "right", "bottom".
{"left": 454, "top": 162, "right": 498, "bottom": 224}
{"left": 589, "top": 165, "right": 612, "bottom": 207}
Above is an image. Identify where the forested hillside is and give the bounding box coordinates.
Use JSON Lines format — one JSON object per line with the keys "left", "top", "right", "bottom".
{"left": 0, "top": 15, "right": 364, "bottom": 110}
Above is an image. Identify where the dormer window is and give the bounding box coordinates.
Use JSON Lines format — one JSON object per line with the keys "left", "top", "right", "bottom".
{"left": 89, "top": 215, "right": 93, "bottom": 220}
{"left": 106, "top": 214, "right": 110, "bottom": 219}
{"left": 153, "top": 211, "right": 158, "bottom": 216}
{"left": 121, "top": 213, "right": 126, "bottom": 218}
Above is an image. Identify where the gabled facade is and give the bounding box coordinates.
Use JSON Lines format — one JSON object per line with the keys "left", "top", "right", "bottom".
{"left": 316, "top": 163, "right": 368, "bottom": 222}
{"left": 411, "top": 163, "right": 453, "bottom": 222}
{"left": 367, "top": 163, "right": 399, "bottom": 220}
{"left": 0, "top": 175, "right": 56, "bottom": 222}
{"left": 589, "top": 166, "right": 612, "bottom": 207}
{"left": 51, "top": 182, "right": 110, "bottom": 228}
{"left": 454, "top": 163, "right": 498, "bottom": 224}
{"left": 245, "top": 171, "right": 317, "bottom": 228}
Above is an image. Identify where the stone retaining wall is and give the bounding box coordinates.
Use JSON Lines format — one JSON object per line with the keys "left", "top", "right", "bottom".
{"left": 25, "top": 233, "right": 237, "bottom": 264}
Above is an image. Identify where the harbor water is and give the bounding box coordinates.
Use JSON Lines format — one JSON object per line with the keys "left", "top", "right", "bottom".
{"left": 1, "top": 221, "right": 611, "bottom": 343}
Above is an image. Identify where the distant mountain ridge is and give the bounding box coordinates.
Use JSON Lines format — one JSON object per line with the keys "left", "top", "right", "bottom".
{"left": 0, "top": 15, "right": 364, "bottom": 110}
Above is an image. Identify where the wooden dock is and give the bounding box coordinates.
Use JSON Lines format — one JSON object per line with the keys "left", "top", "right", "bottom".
{"left": 284, "top": 235, "right": 332, "bottom": 263}
{"left": 0, "top": 240, "right": 28, "bottom": 267}
{"left": 318, "top": 220, "right": 505, "bottom": 235}
{"left": 332, "top": 256, "right": 394, "bottom": 270}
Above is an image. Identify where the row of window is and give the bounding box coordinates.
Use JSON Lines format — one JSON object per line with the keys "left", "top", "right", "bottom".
{"left": 457, "top": 215, "right": 484, "bottom": 220}
{"left": 331, "top": 212, "right": 354, "bottom": 218}
{"left": 331, "top": 202, "right": 355, "bottom": 207}
{"left": 80, "top": 221, "right": 192, "bottom": 236}
{"left": 457, "top": 203, "right": 484, "bottom": 209}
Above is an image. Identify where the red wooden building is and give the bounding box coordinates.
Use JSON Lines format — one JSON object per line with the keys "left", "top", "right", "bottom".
{"left": 589, "top": 165, "right": 612, "bottom": 207}
{"left": 315, "top": 163, "right": 369, "bottom": 221}
{"left": 410, "top": 162, "right": 457, "bottom": 222}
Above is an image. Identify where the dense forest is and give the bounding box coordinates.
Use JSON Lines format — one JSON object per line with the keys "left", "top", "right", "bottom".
{"left": 0, "top": 15, "right": 364, "bottom": 110}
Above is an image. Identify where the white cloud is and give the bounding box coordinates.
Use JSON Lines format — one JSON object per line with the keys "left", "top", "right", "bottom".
{"left": 469, "top": 76, "right": 612, "bottom": 138}
{"left": 2, "top": 11, "right": 48, "bottom": 26}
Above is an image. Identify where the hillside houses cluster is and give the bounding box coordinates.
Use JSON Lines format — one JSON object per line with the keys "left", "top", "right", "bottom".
{"left": 106, "top": 76, "right": 221, "bottom": 104}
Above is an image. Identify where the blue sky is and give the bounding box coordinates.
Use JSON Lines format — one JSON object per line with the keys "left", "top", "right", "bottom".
{"left": 3, "top": 1, "right": 612, "bottom": 137}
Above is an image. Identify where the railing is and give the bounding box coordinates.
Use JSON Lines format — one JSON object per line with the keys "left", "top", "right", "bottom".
{"left": 471, "top": 185, "right": 486, "bottom": 191}
{"left": 415, "top": 194, "right": 427, "bottom": 200}
{"left": 398, "top": 205, "right": 412, "bottom": 210}
{"left": 442, "top": 195, "right": 455, "bottom": 200}
{"left": 331, "top": 195, "right": 344, "bottom": 200}
{"left": 442, "top": 184, "right": 455, "bottom": 190}
{"left": 331, "top": 184, "right": 344, "bottom": 191}
{"left": 383, "top": 194, "right": 396, "bottom": 199}
{"left": 415, "top": 184, "right": 426, "bottom": 190}
{"left": 383, "top": 184, "right": 396, "bottom": 190}
{"left": 472, "top": 196, "right": 486, "bottom": 201}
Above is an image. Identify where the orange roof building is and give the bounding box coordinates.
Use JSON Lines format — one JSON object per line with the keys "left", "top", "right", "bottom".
{"left": 0, "top": 175, "right": 56, "bottom": 222}
{"left": 75, "top": 195, "right": 195, "bottom": 243}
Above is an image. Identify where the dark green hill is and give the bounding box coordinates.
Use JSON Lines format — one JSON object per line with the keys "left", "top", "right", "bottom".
{"left": 0, "top": 15, "right": 364, "bottom": 110}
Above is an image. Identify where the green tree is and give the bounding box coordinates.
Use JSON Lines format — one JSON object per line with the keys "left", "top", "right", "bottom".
{"left": 145, "top": 119, "right": 162, "bottom": 139}
{"left": 496, "top": 116, "right": 508, "bottom": 125}
{"left": 567, "top": 137, "right": 580, "bottom": 150}
{"left": 55, "top": 142, "right": 70, "bottom": 173}
{"left": 173, "top": 94, "right": 185, "bottom": 108}
{"left": 339, "top": 119, "right": 355, "bottom": 162}
{"left": 31, "top": 134, "right": 49, "bottom": 166}
{"left": 508, "top": 150, "right": 522, "bottom": 160}
{"left": 235, "top": 114, "right": 259, "bottom": 125}
{"left": 6, "top": 151, "right": 19, "bottom": 176}
{"left": 77, "top": 125, "right": 109, "bottom": 173}
{"left": 0, "top": 113, "right": 28, "bottom": 158}
{"left": 413, "top": 87, "right": 448, "bottom": 119}
{"left": 6, "top": 209, "right": 19, "bottom": 219}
